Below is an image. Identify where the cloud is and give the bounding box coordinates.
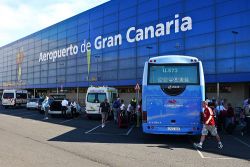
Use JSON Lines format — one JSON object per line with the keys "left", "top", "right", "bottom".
{"left": 0, "top": 0, "right": 109, "bottom": 47}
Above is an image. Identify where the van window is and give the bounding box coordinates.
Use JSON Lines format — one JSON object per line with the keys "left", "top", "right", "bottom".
{"left": 16, "top": 93, "right": 27, "bottom": 99}
{"left": 87, "top": 93, "right": 106, "bottom": 103}
{"left": 3, "top": 93, "right": 14, "bottom": 99}
{"left": 98, "top": 93, "right": 106, "bottom": 103}
{"left": 87, "top": 94, "right": 96, "bottom": 103}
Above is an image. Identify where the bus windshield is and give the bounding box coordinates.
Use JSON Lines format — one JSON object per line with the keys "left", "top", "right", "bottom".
{"left": 148, "top": 63, "right": 199, "bottom": 85}
{"left": 87, "top": 93, "right": 106, "bottom": 103}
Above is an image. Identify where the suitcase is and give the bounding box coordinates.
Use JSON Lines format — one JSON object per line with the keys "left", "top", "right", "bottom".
{"left": 118, "top": 111, "right": 128, "bottom": 128}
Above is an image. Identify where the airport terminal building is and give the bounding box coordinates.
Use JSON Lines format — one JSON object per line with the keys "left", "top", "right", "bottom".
{"left": 0, "top": 0, "right": 250, "bottom": 106}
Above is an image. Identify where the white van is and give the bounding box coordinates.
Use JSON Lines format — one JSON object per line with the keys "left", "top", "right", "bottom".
{"left": 85, "top": 86, "right": 118, "bottom": 118}
{"left": 1, "top": 89, "right": 28, "bottom": 108}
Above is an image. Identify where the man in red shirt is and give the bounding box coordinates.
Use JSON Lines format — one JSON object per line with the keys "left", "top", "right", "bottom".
{"left": 194, "top": 100, "right": 223, "bottom": 149}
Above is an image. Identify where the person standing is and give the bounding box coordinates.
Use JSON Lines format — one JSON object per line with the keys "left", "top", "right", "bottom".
{"left": 136, "top": 99, "right": 142, "bottom": 125}
{"left": 243, "top": 98, "right": 249, "bottom": 108}
{"left": 194, "top": 100, "right": 223, "bottom": 149}
{"left": 120, "top": 99, "right": 126, "bottom": 112}
{"left": 118, "top": 99, "right": 128, "bottom": 127}
{"left": 130, "top": 97, "right": 137, "bottom": 111}
{"left": 226, "top": 103, "right": 235, "bottom": 125}
{"left": 241, "top": 99, "right": 250, "bottom": 136}
{"left": 100, "top": 99, "right": 110, "bottom": 128}
{"left": 127, "top": 103, "right": 133, "bottom": 124}
{"left": 112, "top": 98, "right": 121, "bottom": 123}
{"left": 43, "top": 96, "right": 50, "bottom": 120}
{"left": 61, "top": 98, "right": 69, "bottom": 118}
{"left": 215, "top": 101, "right": 226, "bottom": 131}
{"left": 70, "top": 100, "right": 77, "bottom": 117}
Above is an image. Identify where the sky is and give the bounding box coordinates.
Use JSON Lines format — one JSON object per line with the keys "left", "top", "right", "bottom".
{"left": 0, "top": 0, "right": 109, "bottom": 47}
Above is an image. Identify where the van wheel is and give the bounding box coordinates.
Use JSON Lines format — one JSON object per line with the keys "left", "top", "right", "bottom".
{"left": 75, "top": 113, "right": 80, "bottom": 117}
{"left": 87, "top": 115, "right": 92, "bottom": 120}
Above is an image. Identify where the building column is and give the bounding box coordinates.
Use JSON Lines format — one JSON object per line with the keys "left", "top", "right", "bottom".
{"left": 77, "top": 87, "right": 79, "bottom": 102}
{"left": 217, "top": 82, "right": 220, "bottom": 101}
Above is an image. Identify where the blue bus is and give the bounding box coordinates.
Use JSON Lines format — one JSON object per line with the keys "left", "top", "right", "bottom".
{"left": 142, "top": 55, "right": 205, "bottom": 135}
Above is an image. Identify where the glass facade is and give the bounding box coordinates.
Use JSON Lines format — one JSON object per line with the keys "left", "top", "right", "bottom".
{"left": 0, "top": 0, "right": 250, "bottom": 90}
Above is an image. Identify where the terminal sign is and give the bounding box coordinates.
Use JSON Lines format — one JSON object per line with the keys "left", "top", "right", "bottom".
{"left": 38, "top": 14, "right": 192, "bottom": 63}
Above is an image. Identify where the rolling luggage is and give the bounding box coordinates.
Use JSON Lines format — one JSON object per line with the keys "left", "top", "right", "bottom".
{"left": 118, "top": 110, "right": 128, "bottom": 128}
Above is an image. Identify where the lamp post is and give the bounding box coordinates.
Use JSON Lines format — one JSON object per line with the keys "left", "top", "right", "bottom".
{"left": 232, "top": 31, "right": 238, "bottom": 72}
{"left": 56, "top": 79, "right": 63, "bottom": 94}
{"left": 57, "top": 62, "right": 65, "bottom": 93}
{"left": 56, "top": 79, "right": 59, "bottom": 94}
{"left": 146, "top": 46, "right": 153, "bottom": 60}
{"left": 95, "top": 55, "right": 100, "bottom": 81}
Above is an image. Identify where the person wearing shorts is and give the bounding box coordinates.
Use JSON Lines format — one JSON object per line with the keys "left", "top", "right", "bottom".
{"left": 194, "top": 100, "right": 223, "bottom": 149}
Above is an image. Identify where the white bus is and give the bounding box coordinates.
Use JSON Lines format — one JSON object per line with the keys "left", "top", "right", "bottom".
{"left": 2, "top": 89, "right": 28, "bottom": 108}
{"left": 85, "top": 86, "right": 118, "bottom": 118}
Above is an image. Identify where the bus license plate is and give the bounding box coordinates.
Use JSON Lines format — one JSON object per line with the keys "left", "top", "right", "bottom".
{"left": 167, "top": 127, "right": 180, "bottom": 131}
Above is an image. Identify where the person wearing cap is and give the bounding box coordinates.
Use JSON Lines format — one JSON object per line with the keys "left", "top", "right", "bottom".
{"left": 194, "top": 100, "right": 223, "bottom": 149}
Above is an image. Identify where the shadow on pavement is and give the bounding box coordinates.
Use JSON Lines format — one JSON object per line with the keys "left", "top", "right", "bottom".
{"left": 1, "top": 106, "right": 249, "bottom": 161}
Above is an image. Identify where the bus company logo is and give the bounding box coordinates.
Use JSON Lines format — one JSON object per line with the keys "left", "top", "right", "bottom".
{"left": 168, "top": 99, "right": 177, "bottom": 104}
{"left": 166, "top": 99, "right": 183, "bottom": 108}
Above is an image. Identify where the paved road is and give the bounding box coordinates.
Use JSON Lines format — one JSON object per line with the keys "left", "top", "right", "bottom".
{"left": 0, "top": 106, "right": 249, "bottom": 167}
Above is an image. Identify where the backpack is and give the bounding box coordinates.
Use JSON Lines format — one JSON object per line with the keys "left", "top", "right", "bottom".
{"left": 113, "top": 100, "right": 119, "bottom": 108}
